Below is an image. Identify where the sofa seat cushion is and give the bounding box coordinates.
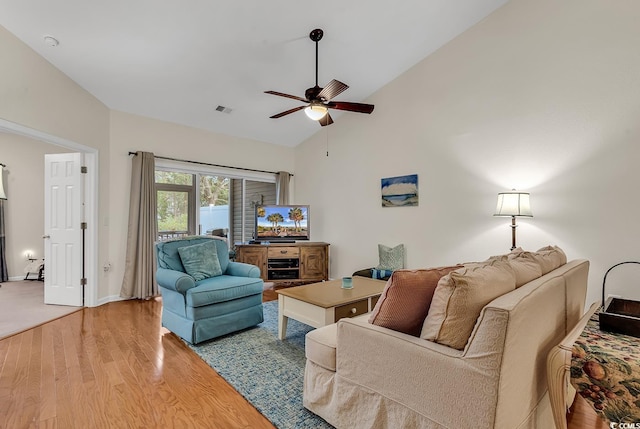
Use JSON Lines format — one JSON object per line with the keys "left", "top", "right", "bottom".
{"left": 186, "top": 275, "right": 263, "bottom": 307}
{"left": 368, "top": 266, "right": 463, "bottom": 336}
{"left": 306, "top": 322, "right": 338, "bottom": 372}
{"left": 421, "top": 259, "right": 516, "bottom": 350}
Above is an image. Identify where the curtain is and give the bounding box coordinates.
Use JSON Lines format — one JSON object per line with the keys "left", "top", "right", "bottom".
{"left": 120, "top": 151, "right": 157, "bottom": 299}
{"left": 0, "top": 200, "right": 7, "bottom": 282}
{"left": 275, "top": 171, "right": 291, "bottom": 205}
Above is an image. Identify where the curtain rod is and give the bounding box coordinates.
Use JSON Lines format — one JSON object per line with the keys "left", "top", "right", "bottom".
{"left": 128, "top": 152, "right": 292, "bottom": 176}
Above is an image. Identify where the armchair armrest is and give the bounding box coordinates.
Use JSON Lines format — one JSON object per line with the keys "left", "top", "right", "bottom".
{"left": 156, "top": 267, "right": 196, "bottom": 294}
{"left": 225, "top": 261, "right": 261, "bottom": 278}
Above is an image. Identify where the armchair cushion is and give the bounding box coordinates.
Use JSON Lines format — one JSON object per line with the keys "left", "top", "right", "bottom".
{"left": 178, "top": 239, "right": 223, "bottom": 281}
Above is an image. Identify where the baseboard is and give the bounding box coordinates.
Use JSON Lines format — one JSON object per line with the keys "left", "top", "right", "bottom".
{"left": 96, "top": 294, "right": 126, "bottom": 307}
{"left": 8, "top": 275, "right": 29, "bottom": 281}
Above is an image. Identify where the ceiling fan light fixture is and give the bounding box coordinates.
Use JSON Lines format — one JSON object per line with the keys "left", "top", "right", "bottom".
{"left": 304, "top": 104, "right": 328, "bottom": 121}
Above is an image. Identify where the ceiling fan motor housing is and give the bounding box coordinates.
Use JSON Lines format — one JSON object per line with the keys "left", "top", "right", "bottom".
{"left": 305, "top": 86, "right": 322, "bottom": 101}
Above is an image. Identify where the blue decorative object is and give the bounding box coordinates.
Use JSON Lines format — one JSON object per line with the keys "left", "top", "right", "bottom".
{"left": 371, "top": 269, "right": 393, "bottom": 280}
{"left": 188, "top": 301, "right": 332, "bottom": 429}
{"left": 341, "top": 276, "right": 353, "bottom": 289}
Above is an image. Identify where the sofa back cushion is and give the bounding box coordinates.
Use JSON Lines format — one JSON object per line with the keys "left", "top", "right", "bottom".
{"left": 421, "top": 259, "right": 516, "bottom": 350}
{"left": 368, "top": 266, "right": 463, "bottom": 336}
{"left": 156, "top": 236, "right": 229, "bottom": 273}
{"left": 507, "top": 254, "right": 543, "bottom": 287}
{"left": 531, "top": 245, "right": 567, "bottom": 274}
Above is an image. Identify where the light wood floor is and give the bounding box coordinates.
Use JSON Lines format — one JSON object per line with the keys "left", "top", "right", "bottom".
{"left": 0, "top": 291, "right": 605, "bottom": 429}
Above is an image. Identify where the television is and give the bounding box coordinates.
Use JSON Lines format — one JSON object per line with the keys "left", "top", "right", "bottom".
{"left": 254, "top": 204, "right": 310, "bottom": 242}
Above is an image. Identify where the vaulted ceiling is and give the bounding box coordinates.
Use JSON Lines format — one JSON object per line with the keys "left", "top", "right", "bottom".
{"left": 0, "top": 0, "right": 509, "bottom": 146}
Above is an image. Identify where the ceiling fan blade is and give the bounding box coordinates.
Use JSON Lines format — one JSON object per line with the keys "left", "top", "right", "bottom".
{"left": 264, "top": 91, "right": 308, "bottom": 103}
{"left": 319, "top": 113, "right": 333, "bottom": 127}
{"left": 269, "top": 105, "right": 306, "bottom": 119}
{"left": 327, "top": 101, "right": 375, "bottom": 114}
{"left": 317, "top": 79, "right": 349, "bottom": 101}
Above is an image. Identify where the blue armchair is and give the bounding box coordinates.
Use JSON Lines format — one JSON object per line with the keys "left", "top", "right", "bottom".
{"left": 156, "top": 236, "right": 264, "bottom": 344}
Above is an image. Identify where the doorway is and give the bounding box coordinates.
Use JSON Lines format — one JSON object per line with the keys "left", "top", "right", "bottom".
{"left": 0, "top": 118, "right": 98, "bottom": 307}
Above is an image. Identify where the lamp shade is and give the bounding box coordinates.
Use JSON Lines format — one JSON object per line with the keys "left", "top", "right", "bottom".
{"left": 304, "top": 104, "right": 328, "bottom": 120}
{"left": 0, "top": 165, "right": 6, "bottom": 200}
{"left": 494, "top": 191, "right": 532, "bottom": 217}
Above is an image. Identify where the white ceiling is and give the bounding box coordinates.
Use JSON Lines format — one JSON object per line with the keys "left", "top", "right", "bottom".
{"left": 0, "top": 0, "right": 509, "bottom": 147}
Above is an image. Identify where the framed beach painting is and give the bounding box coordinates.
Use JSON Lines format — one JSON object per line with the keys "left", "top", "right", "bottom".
{"left": 381, "top": 174, "right": 418, "bottom": 207}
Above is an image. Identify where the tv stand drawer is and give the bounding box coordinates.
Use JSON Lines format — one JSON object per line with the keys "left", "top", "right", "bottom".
{"left": 268, "top": 247, "right": 300, "bottom": 258}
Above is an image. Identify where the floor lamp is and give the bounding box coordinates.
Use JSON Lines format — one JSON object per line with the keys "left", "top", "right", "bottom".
{"left": 494, "top": 190, "right": 532, "bottom": 251}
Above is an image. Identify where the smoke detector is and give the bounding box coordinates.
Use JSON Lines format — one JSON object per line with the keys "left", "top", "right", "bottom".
{"left": 43, "top": 35, "right": 59, "bottom": 47}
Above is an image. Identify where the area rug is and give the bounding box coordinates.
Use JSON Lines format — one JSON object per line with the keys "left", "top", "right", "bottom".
{"left": 0, "top": 280, "right": 81, "bottom": 340}
{"left": 188, "top": 300, "right": 333, "bottom": 429}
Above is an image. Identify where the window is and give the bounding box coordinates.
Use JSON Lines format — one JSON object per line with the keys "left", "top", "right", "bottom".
{"left": 156, "top": 171, "right": 195, "bottom": 241}
{"left": 155, "top": 162, "right": 276, "bottom": 244}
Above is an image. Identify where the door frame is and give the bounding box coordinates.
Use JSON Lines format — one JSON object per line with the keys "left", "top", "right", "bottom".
{"left": 0, "top": 118, "right": 98, "bottom": 307}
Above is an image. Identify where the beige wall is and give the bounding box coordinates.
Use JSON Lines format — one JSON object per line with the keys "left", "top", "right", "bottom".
{"left": 0, "top": 133, "right": 70, "bottom": 278}
{"left": 106, "top": 111, "right": 294, "bottom": 299}
{"left": 294, "top": 0, "right": 640, "bottom": 306}
{"left": 0, "top": 24, "right": 295, "bottom": 301}
{"left": 0, "top": 24, "right": 111, "bottom": 299}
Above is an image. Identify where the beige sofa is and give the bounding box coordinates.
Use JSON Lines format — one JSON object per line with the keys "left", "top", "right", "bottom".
{"left": 303, "top": 256, "right": 590, "bottom": 429}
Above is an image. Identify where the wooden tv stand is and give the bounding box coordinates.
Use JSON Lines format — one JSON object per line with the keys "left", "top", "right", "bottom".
{"left": 234, "top": 242, "right": 329, "bottom": 286}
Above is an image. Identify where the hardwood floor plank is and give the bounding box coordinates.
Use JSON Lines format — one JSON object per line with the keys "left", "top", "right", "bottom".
{"left": 7, "top": 331, "right": 36, "bottom": 429}
{"left": 38, "top": 324, "right": 57, "bottom": 422}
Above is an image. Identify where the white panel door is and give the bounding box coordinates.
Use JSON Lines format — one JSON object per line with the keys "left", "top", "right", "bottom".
{"left": 44, "top": 153, "right": 83, "bottom": 306}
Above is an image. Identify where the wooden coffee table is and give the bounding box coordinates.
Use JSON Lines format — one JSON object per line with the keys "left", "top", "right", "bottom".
{"left": 276, "top": 277, "right": 386, "bottom": 340}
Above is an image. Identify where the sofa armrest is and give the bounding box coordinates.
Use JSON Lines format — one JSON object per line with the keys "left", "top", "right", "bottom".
{"left": 156, "top": 267, "right": 196, "bottom": 294}
{"left": 335, "top": 318, "right": 501, "bottom": 428}
{"left": 225, "top": 261, "right": 261, "bottom": 278}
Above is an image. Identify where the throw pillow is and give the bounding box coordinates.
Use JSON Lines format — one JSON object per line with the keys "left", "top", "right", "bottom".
{"left": 375, "top": 244, "right": 405, "bottom": 271}
{"left": 177, "top": 240, "right": 223, "bottom": 281}
{"left": 531, "top": 245, "right": 567, "bottom": 274}
{"left": 369, "top": 266, "right": 463, "bottom": 336}
{"left": 420, "top": 259, "right": 516, "bottom": 350}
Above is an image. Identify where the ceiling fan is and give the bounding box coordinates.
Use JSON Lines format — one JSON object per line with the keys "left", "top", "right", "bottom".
{"left": 265, "top": 28, "right": 375, "bottom": 126}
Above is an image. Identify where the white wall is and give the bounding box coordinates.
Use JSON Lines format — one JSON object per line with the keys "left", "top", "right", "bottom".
{"left": 294, "top": 0, "right": 640, "bottom": 306}
{"left": 107, "top": 110, "right": 295, "bottom": 298}
{"left": 0, "top": 133, "right": 70, "bottom": 278}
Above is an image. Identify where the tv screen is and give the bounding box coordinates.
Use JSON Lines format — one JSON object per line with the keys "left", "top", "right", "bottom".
{"left": 255, "top": 205, "right": 310, "bottom": 242}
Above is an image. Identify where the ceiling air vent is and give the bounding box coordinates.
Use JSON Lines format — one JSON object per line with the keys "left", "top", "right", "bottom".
{"left": 215, "top": 105, "right": 233, "bottom": 114}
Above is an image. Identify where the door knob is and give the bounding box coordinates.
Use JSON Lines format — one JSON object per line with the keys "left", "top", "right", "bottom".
{"left": 42, "top": 235, "right": 50, "bottom": 239}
